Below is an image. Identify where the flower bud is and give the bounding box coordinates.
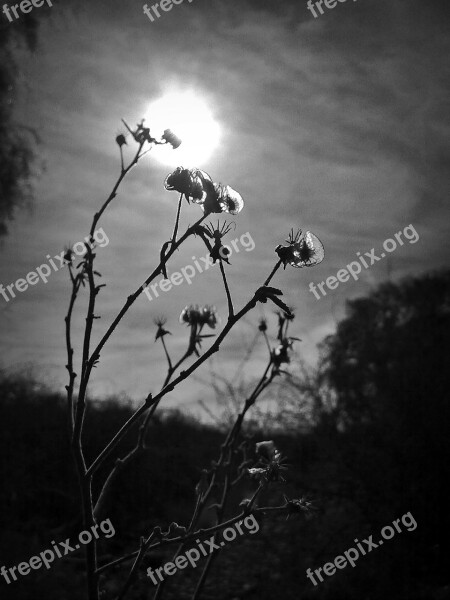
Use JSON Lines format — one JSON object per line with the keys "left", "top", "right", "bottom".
{"left": 162, "top": 129, "right": 182, "bottom": 149}
{"left": 115, "top": 134, "right": 127, "bottom": 147}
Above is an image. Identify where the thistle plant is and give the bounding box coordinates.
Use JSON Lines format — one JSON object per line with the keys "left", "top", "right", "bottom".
{"left": 64, "top": 116, "right": 325, "bottom": 600}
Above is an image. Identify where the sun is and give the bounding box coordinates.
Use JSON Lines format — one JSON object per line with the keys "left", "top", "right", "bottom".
{"left": 145, "top": 91, "right": 221, "bottom": 167}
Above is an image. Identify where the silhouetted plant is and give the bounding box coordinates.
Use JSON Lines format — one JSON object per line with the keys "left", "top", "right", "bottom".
{"left": 64, "top": 116, "right": 325, "bottom": 600}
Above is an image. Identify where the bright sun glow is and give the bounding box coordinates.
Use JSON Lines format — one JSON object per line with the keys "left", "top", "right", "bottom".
{"left": 146, "top": 92, "right": 221, "bottom": 167}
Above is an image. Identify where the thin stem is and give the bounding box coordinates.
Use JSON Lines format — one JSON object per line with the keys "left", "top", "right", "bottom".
{"left": 166, "top": 323, "right": 197, "bottom": 384}
{"left": 262, "top": 331, "right": 272, "bottom": 355}
{"left": 82, "top": 215, "right": 206, "bottom": 397}
{"left": 89, "top": 142, "right": 144, "bottom": 238}
{"left": 100, "top": 363, "right": 279, "bottom": 596}
{"left": 171, "top": 193, "right": 183, "bottom": 245}
{"left": 93, "top": 322, "right": 199, "bottom": 516}
{"left": 219, "top": 260, "right": 234, "bottom": 318}
{"left": 88, "top": 397, "right": 155, "bottom": 477}
{"left": 73, "top": 140, "right": 145, "bottom": 447}
{"left": 80, "top": 246, "right": 96, "bottom": 384}
{"left": 65, "top": 271, "right": 80, "bottom": 433}
{"left": 97, "top": 508, "right": 268, "bottom": 575}
{"left": 138, "top": 332, "right": 195, "bottom": 444}
{"left": 119, "top": 146, "right": 125, "bottom": 173}
{"left": 116, "top": 532, "right": 156, "bottom": 600}
{"left": 71, "top": 434, "right": 98, "bottom": 600}
{"left": 231, "top": 329, "right": 259, "bottom": 384}
{"left": 191, "top": 471, "right": 267, "bottom": 600}
{"left": 97, "top": 502, "right": 289, "bottom": 576}
{"left": 191, "top": 476, "right": 230, "bottom": 600}
{"left": 263, "top": 259, "right": 282, "bottom": 286}
{"left": 89, "top": 263, "right": 280, "bottom": 600}
{"left": 93, "top": 449, "right": 140, "bottom": 521}
{"left": 154, "top": 357, "right": 274, "bottom": 600}
{"left": 87, "top": 297, "right": 256, "bottom": 477}
{"left": 160, "top": 336, "right": 173, "bottom": 372}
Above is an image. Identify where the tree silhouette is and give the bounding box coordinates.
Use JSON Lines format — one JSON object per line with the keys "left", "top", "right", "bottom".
{"left": 320, "top": 270, "right": 450, "bottom": 431}
{"left": 0, "top": 15, "right": 40, "bottom": 238}
{"left": 319, "top": 269, "right": 450, "bottom": 585}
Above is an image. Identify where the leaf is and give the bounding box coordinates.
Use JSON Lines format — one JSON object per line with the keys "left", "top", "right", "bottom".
{"left": 267, "top": 295, "right": 293, "bottom": 317}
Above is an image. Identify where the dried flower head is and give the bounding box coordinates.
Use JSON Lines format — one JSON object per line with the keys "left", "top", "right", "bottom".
{"left": 272, "top": 338, "right": 297, "bottom": 369}
{"left": 179, "top": 304, "right": 218, "bottom": 329}
{"left": 201, "top": 220, "right": 236, "bottom": 263}
{"left": 122, "top": 119, "right": 154, "bottom": 144}
{"left": 276, "top": 229, "right": 324, "bottom": 269}
{"left": 255, "top": 440, "right": 280, "bottom": 461}
{"left": 202, "top": 220, "right": 236, "bottom": 240}
{"left": 154, "top": 316, "right": 171, "bottom": 341}
{"left": 164, "top": 168, "right": 244, "bottom": 216}
{"left": 213, "top": 184, "right": 244, "bottom": 215}
{"left": 248, "top": 451, "right": 288, "bottom": 483}
{"left": 283, "top": 495, "right": 317, "bottom": 520}
{"left": 63, "top": 247, "right": 74, "bottom": 265}
{"left": 164, "top": 167, "right": 214, "bottom": 202}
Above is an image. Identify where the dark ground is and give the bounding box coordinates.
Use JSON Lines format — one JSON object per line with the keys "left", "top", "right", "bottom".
{"left": 1, "top": 270, "right": 449, "bottom": 600}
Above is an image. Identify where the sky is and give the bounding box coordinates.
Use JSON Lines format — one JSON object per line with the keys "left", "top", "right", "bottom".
{"left": 0, "top": 0, "right": 449, "bottom": 414}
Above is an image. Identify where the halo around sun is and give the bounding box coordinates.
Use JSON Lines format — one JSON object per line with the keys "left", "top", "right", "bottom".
{"left": 145, "top": 91, "right": 221, "bottom": 167}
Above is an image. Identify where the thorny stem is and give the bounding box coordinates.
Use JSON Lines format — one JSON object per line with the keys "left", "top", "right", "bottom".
{"left": 65, "top": 266, "right": 80, "bottom": 433}
{"left": 68, "top": 139, "right": 147, "bottom": 600}
{"left": 65, "top": 268, "right": 98, "bottom": 600}
{"left": 71, "top": 249, "right": 101, "bottom": 600}
{"left": 74, "top": 140, "right": 145, "bottom": 443}
{"left": 79, "top": 246, "right": 97, "bottom": 388}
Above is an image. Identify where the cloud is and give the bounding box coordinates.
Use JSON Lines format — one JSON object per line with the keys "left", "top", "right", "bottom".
{"left": 1, "top": 0, "right": 448, "bottom": 402}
